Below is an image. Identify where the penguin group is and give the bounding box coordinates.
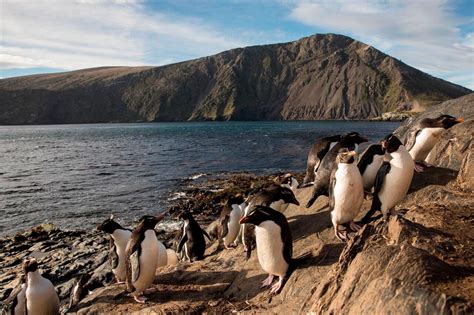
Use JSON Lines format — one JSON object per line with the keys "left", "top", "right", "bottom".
{"left": 2, "top": 114, "right": 464, "bottom": 313}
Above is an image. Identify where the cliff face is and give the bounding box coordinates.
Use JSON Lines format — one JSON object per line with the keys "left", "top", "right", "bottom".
{"left": 0, "top": 34, "right": 470, "bottom": 124}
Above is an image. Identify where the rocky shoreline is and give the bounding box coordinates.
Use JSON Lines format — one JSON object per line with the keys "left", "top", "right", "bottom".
{"left": 1, "top": 94, "right": 473, "bottom": 314}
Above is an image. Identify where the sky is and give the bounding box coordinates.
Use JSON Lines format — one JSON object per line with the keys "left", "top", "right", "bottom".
{"left": 1, "top": 0, "right": 473, "bottom": 89}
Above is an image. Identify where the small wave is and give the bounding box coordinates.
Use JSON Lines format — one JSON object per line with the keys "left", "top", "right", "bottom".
{"left": 188, "top": 173, "right": 207, "bottom": 180}
{"left": 168, "top": 192, "right": 187, "bottom": 201}
{"left": 97, "top": 172, "right": 114, "bottom": 176}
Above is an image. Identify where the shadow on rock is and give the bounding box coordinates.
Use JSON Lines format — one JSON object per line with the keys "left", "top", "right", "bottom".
{"left": 409, "top": 167, "right": 458, "bottom": 193}
{"left": 288, "top": 208, "right": 332, "bottom": 242}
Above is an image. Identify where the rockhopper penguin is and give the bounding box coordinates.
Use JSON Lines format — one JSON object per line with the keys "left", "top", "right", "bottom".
{"left": 2, "top": 275, "right": 26, "bottom": 315}
{"left": 239, "top": 206, "right": 292, "bottom": 294}
{"left": 361, "top": 134, "right": 414, "bottom": 223}
{"left": 23, "top": 258, "right": 60, "bottom": 315}
{"left": 405, "top": 114, "right": 464, "bottom": 171}
{"left": 125, "top": 214, "right": 164, "bottom": 303}
{"left": 329, "top": 150, "right": 364, "bottom": 241}
{"left": 96, "top": 214, "right": 132, "bottom": 283}
{"left": 177, "top": 211, "right": 211, "bottom": 262}
{"left": 218, "top": 195, "right": 245, "bottom": 249}
{"left": 306, "top": 132, "right": 368, "bottom": 208}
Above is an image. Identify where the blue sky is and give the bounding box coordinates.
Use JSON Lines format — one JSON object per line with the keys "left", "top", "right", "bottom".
{"left": 1, "top": 0, "right": 473, "bottom": 89}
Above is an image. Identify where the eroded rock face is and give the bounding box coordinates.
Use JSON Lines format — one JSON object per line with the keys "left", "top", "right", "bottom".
{"left": 0, "top": 34, "right": 470, "bottom": 124}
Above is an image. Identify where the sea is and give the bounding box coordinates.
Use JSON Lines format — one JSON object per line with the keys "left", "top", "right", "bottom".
{"left": 0, "top": 121, "right": 399, "bottom": 236}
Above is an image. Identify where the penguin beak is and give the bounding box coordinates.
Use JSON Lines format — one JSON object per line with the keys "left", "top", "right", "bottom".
{"left": 239, "top": 216, "right": 249, "bottom": 224}
{"left": 348, "top": 151, "right": 357, "bottom": 157}
{"left": 155, "top": 213, "right": 165, "bottom": 222}
{"left": 456, "top": 117, "right": 465, "bottom": 123}
{"left": 381, "top": 140, "right": 388, "bottom": 149}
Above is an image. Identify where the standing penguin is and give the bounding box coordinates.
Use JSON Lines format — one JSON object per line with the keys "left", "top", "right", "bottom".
{"left": 65, "top": 274, "right": 91, "bottom": 313}
{"left": 329, "top": 151, "right": 364, "bottom": 241}
{"left": 177, "top": 211, "right": 211, "bottom": 261}
{"left": 357, "top": 144, "right": 385, "bottom": 192}
{"left": 218, "top": 195, "right": 245, "bottom": 249}
{"left": 2, "top": 275, "right": 26, "bottom": 315}
{"left": 23, "top": 258, "right": 60, "bottom": 315}
{"left": 96, "top": 214, "right": 132, "bottom": 283}
{"left": 361, "top": 134, "right": 414, "bottom": 223}
{"left": 301, "top": 135, "right": 342, "bottom": 187}
{"left": 241, "top": 185, "right": 299, "bottom": 259}
{"left": 306, "top": 132, "right": 368, "bottom": 208}
{"left": 405, "top": 115, "right": 464, "bottom": 171}
{"left": 125, "top": 214, "right": 164, "bottom": 303}
{"left": 239, "top": 206, "right": 292, "bottom": 294}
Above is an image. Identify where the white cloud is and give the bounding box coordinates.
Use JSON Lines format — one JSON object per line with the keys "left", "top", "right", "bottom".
{"left": 290, "top": 0, "right": 474, "bottom": 89}
{"left": 0, "top": 0, "right": 244, "bottom": 71}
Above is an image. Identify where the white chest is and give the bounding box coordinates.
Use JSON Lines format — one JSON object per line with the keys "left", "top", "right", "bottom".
{"left": 409, "top": 128, "right": 444, "bottom": 161}
{"left": 255, "top": 221, "right": 288, "bottom": 277}
{"left": 14, "top": 284, "right": 27, "bottom": 315}
{"left": 133, "top": 230, "right": 158, "bottom": 293}
{"left": 331, "top": 164, "right": 364, "bottom": 224}
{"left": 379, "top": 148, "right": 414, "bottom": 213}
{"left": 26, "top": 272, "right": 59, "bottom": 315}
{"left": 224, "top": 205, "right": 242, "bottom": 245}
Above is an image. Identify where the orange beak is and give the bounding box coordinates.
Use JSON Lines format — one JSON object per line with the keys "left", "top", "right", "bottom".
{"left": 456, "top": 117, "right": 465, "bottom": 123}
{"left": 239, "top": 216, "right": 248, "bottom": 224}
{"left": 155, "top": 213, "right": 165, "bottom": 222}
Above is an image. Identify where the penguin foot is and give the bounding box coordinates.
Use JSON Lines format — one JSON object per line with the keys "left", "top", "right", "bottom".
{"left": 414, "top": 163, "right": 425, "bottom": 172}
{"left": 261, "top": 274, "right": 275, "bottom": 287}
{"left": 349, "top": 221, "right": 361, "bottom": 232}
{"left": 334, "top": 225, "right": 347, "bottom": 241}
{"left": 116, "top": 279, "right": 125, "bottom": 284}
{"left": 270, "top": 277, "right": 284, "bottom": 294}
{"left": 133, "top": 295, "right": 147, "bottom": 303}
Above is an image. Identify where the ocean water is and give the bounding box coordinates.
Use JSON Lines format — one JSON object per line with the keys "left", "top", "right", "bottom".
{"left": 0, "top": 121, "right": 399, "bottom": 235}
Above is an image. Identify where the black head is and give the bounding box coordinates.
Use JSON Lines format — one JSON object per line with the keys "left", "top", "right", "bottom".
{"left": 278, "top": 187, "right": 300, "bottom": 206}
{"left": 273, "top": 173, "right": 297, "bottom": 188}
{"left": 178, "top": 211, "right": 194, "bottom": 221}
{"left": 341, "top": 132, "right": 368, "bottom": 146}
{"left": 227, "top": 194, "right": 244, "bottom": 206}
{"left": 381, "top": 134, "right": 403, "bottom": 153}
{"left": 96, "top": 214, "right": 125, "bottom": 234}
{"left": 23, "top": 257, "right": 38, "bottom": 274}
{"left": 336, "top": 150, "right": 357, "bottom": 164}
{"left": 134, "top": 214, "right": 164, "bottom": 233}
{"left": 239, "top": 206, "right": 279, "bottom": 226}
{"left": 422, "top": 115, "right": 464, "bottom": 129}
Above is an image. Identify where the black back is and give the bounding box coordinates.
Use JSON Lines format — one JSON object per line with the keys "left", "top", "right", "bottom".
{"left": 358, "top": 144, "right": 385, "bottom": 175}
{"left": 177, "top": 212, "right": 210, "bottom": 261}
{"left": 302, "top": 135, "right": 342, "bottom": 186}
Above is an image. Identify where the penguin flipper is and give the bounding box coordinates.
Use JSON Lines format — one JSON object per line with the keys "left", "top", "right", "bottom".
{"left": 201, "top": 228, "right": 212, "bottom": 242}
{"left": 361, "top": 161, "right": 391, "bottom": 223}
{"left": 109, "top": 237, "right": 119, "bottom": 269}
{"left": 328, "top": 167, "right": 337, "bottom": 210}
{"left": 130, "top": 250, "right": 140, "bottom": 283}
{"left": 220, "top": 216, "right": 230, "bottom": 240}
{"left": 3, "top": 283, "right": 24, "bottom": 315}
{"left": 177, "top": 234, "right": 188, "bottom": 253}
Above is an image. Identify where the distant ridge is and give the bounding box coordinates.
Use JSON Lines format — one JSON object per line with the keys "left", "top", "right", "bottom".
{"left": 0, "top": 33, "right": 470, "bottom": 124}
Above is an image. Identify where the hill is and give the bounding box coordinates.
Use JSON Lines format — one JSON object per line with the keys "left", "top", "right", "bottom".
{"left": 0, "top": 34, "right": 470, "bottom": 124}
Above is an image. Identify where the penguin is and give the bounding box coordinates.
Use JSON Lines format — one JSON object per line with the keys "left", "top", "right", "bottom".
{"left": 241, "top": 184, "right": 299, "bottom": 259}
{"left": 177, "top": 211, "right": 211, "bottom": 262}
{"left": 329, "top": 150, "right": 364, "bottom": 241}
{"left": 361, "top": 134, "right": 414, "bottom": 223}
{"left": 166, "top": 248, "right": 179, "bottom": 265}
{"left": 65, "top": 274, "right": 90, "bottom": 313}
{"left": 357, "top": 144, "right": 385, "bottom": 192}
{"left": 96, "top": 214, "right": 132, "bottom": 283}
{"left": 23, "top": 258, "right": 60, "bottom": 315}
{"left": 405, "top": 115, "right": 464, "bottom": 171}
{"left": 306, "top": 132, "right": 368, "bottom": 208}
{"left": 125, "top": 214, "right": 164, "bottom": 303}
{"left": 301, "top": 135, "right": 342, "bottom": 187}
{"left": 273, "top": 173, "right": 299, "bottom": 193}
{"left": 239, "top": 206, "right": 292, "bottom": 294}
{"left": 218, "top": 195, "right": 245, "bottom": 249}
{"left": 2, "top": 276, "right": 26, "bottom": 315}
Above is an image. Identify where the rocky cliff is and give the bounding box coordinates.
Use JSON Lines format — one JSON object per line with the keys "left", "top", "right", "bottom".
{"left": 0, "top": 34, "right": 470, "bottom": 124}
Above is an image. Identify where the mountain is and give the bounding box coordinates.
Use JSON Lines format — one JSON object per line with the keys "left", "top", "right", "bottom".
{"left": 0, "top": 34, "right": 470, "bottom": 124}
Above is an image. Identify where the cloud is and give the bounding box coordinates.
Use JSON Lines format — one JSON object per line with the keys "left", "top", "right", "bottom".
{"left": 290, "top": 0, "right": 474, "bottom": 89}
{"left": 1, "top": 0, "right": 244, "bottom": 71}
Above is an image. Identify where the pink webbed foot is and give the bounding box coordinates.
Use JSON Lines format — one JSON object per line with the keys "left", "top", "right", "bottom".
{"left": 334, "top": 224, "right": 347, "bottom": 241}
{"left": 414, "top": 163, "right": 425, "bottom": 172}
{"left": 270, "top": 277, "right": 284, "bottom": 294}
{"left": 116, "top": 280, "right": 125, "bottom": 284}
{"left": 133, "top": 295, "right": 147, "bottom": 303}
{"left": 261, "top": 274, "right": 275, "bottom": 287}
{"left": 349, "top": 221, "right": 361, "bottom": 232}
